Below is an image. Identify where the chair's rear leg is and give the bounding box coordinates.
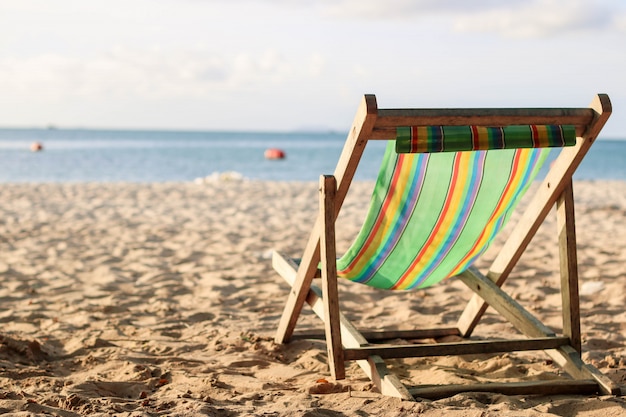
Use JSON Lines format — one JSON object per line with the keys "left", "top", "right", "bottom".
{"left": 556, "top": 180, "right": 581, "bottom": 353}
{"left": 456, "top": 95, "right": 612, "bottom": 337}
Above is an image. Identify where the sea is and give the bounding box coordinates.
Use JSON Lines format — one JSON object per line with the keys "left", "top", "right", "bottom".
{"left": 1, "top": 128, "right": 625, "bottom": 183}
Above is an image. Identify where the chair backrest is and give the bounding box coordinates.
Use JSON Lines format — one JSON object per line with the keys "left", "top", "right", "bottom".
{"left": 336, "top": 110, "right": 586, "bottom": 290}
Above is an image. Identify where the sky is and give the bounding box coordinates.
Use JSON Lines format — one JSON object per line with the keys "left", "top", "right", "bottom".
{"left": 1, "top": 0, "right": 625, "bottom": 137}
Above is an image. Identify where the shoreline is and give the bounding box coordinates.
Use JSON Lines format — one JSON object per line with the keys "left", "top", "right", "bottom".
{"left": 1, "top": 180, "right": 625, "bottom": 415}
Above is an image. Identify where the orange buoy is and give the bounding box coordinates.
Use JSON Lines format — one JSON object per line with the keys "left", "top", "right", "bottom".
{"left": 30, "top": 142, "right": 43, "bottom": 152}
{"left": 264, "top": 148, "right": 285, "bottom": 160}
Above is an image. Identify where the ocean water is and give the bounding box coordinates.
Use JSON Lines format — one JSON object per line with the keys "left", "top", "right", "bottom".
{"left": 0, "top": 128, "right": 625, "bottom": 183}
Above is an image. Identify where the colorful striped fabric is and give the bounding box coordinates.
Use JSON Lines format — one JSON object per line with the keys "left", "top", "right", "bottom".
{"left": 336, "top": 142, "right": 550, "bottom": 290}
{"left": 396, "top": 125, "right": 576, "bottom": 153}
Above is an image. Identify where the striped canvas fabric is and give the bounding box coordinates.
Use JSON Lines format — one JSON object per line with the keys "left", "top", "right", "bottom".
{"left": 336, "top": 143, "right": 550, "bottom": 290}
{"left": 396, "top": 125, "right": 576, "bottom": 153}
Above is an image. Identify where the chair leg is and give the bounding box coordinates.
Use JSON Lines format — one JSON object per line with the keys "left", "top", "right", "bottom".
{"left": 320, "top": 175, "right": 345, "bottom": 380}
{"left": 272, "top": 250, "right": 413, "bottom": 399}
{"left": 456, "top": 94, "right": 612, "bottom": 338}
{"left": 458, "top": 267, "right": 620, "bottom": 395}
{"left": 556, "top": 180, "right": 582, "bottom": 353}
{"left": 275, "top": 96, "right": 377, "bottom": 345}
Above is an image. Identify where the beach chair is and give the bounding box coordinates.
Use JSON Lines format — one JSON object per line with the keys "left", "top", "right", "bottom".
{"left": 272, "top": 94, "right": 619, "bottom": 400}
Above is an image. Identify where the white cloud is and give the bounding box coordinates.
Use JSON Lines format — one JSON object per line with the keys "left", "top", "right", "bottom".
{"left": 316, "top": 0, "right": 623, "bottom": 38}
{"left": 321, "top": 0, "right": 515, "bottom": 19}
{"left": 307, "top": 54, "right": 326, "bottom": 77}
{"left": 0, "top": 50, "right": 212, "bottom": 100}
{"left": 454, "top": 0, "right": 617, "bottom": 38}
{"left": 615, "top": 12, "right": 626, "bottom": 32}
{"left": 0, "top": 0, "right": 624, "bottom": 133}
{"left": 0, "top": 46, "right": 329, "bottom": 104}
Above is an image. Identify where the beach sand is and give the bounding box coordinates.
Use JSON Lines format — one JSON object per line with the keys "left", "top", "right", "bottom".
{"left": 1, "top": 180, "right": 625, "bottom": 416}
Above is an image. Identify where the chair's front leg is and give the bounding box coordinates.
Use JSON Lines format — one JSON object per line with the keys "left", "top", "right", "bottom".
{"left": 320, "top": 174, "right": 345, "bottom": 380}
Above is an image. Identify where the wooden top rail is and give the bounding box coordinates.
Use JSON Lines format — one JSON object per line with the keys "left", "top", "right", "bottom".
{"left": 370, "top": 107, "right": 595, "bottom": 140}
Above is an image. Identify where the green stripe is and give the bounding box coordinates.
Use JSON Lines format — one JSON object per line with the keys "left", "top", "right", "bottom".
{"left": 396, "top": 125, "right": 575, "bottom": 153}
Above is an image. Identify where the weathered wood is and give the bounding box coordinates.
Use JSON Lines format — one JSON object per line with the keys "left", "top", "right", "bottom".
{"left": 458, "top": 267, "right": 555, "bottom": 338}
{"left": 273, "top": 94, "right": 619, "bottom": 400}
{"left": 410, "top": 380, "right": 599, "bottom": 400}
{"left": 272, "top": 251, "right": 413, "bottom": 400}
{"left": 274, "top": 95, "right": 378, "bottom": 344}
{"left": 319, "top": 175, "right": 345, "bottom": 379}
{"left": 371, "top": 107, "right": 594, "bottom": 140}
{"left": 557, "top": 180, "right": 581, "bottom": 353}
{"left": 373, "top": 107, "right": 594, "bottom": 128}
{"left": 291, "top": 328, "right": 461, "bottom": 341}
{"left": 359, "top": 328, "right": 460, "bottom": 341}
{"left": 273, "top": 251, "right": 619, "bottom": 398}
{"left": 344, "top": 337, "right": 570, "bottom": 361}
{"left": 456, "top": 94, "right": 612, "bottom": 337}
{"left": 333, "top": 95, "right": 379, "bottom": 213}
{"left": 457, "top": 266, "right": 620, "bottom": 395}
{"left": 548, "top": 345, "right": 622, "bottom": 395}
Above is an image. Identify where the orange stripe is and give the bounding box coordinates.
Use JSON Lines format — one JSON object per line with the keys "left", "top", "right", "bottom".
{"left": 391, "top": 153, "right": 462, "bottom": 289}
{"left": 448, "top": 150, "right": 524, "bottom": 274}
{"left": 339, "top": 155, "right": 406, "bottom": 275}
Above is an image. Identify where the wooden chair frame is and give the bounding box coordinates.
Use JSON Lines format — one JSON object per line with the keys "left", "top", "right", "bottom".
{"left": 273, "top": 94, "right": 619, "bottom": 400}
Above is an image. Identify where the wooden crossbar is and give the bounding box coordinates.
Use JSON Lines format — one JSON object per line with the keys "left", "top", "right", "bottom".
{"left": 292, "top": 328, "right": 461, "bottom": 341}
{"left": 343, "top": 337, "right": 570, "bottom": 361}
{"left": 410, "top": 380, "right": 599, "bottom": 400}
{"left": 370, "top": 107, "right": 595, "bottom": 139}
{"left": 457, "top": 267, "right": 620, "bottom": 395}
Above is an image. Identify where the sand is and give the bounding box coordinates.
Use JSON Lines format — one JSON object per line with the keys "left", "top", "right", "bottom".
{"left": 0, "top": 179, "right": 625, "bottom": 416}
